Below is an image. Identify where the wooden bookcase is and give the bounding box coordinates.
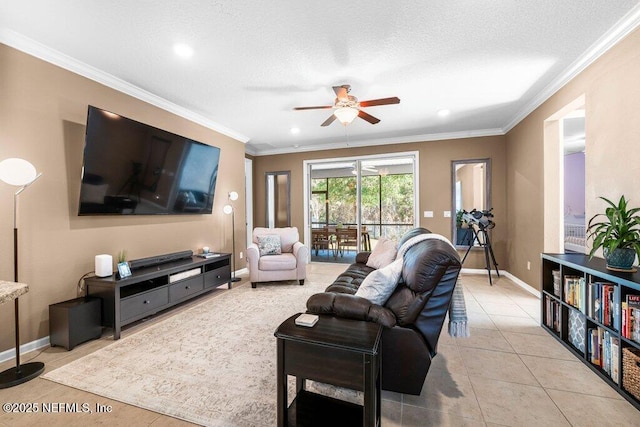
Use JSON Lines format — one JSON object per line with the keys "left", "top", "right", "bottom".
{"left": 541, "top": 253, "right": 640, "bottom": 410}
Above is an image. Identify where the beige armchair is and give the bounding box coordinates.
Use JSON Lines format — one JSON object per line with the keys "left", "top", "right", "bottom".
{"left": 246, "top": 227, "right": 309, "bottom": 288}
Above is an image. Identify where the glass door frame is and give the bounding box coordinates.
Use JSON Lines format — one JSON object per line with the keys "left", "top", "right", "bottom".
{"left": 303, "top": 151, "right": 420, "bottom": 255}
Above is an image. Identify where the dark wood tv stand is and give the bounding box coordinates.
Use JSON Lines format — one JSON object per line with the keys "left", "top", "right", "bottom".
{"left": 86, "top": 253, "right": 231, "bottom": 339}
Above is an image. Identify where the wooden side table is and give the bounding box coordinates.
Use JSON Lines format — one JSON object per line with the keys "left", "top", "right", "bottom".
{"left": 0, "top": 280, "right": 45, "bottom": 388}
{"left": 274, "top": 313, "right": 382, "bottom": 427}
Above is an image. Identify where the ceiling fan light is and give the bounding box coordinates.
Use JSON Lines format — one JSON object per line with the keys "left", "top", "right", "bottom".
{"left": 334, "top": 107, "right": 359, "bottom": 125}
{"left": 437, "top": 108, "right": 451, "bottom": 118}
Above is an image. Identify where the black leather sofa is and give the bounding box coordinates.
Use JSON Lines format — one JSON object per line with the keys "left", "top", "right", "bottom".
{"left": 306, "top": 228, "right": 462, "bottom": 395}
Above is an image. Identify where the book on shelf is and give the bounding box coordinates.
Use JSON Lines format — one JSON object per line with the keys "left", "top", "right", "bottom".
{"left": 552, "top": 269, "right": 561, "bottom": 297}
{"left": 591, "top": 327, "right": 602, "bottom": 367}
{"left": 544, "top": 295, "right": 561, "bottom": 333}
{"left": 586, "top": 282, "right": 618, "bottom": 330}
{"left": 564, "top": 276, "right": 585, "bottom": 312}
{"left": 630, "top": 307, "right": 640, "bottom": 342}
{"left": 611, "top": 286, "right": 621, "bottom": 331}
{"left": 593, "top": 284, "right": 601, "bottom": 322}
{"left": 587, "top": 283, "right": 593, "bottom": 318}
{"left": 611, "top": 337, "right": 620, "bottom": 385}
{"left": 622, "top": 302, "right": 628, "bottom": 338}
{"left": 602, "top": 284, "right": 614, "bottom": 328}
{"left": 621, "top": 295, "right": 640, "bottom": 342}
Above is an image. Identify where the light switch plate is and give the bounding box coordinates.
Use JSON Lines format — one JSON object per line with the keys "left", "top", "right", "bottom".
{"left": 444, "top": 211, "right": 451, "bottom": 218}
{"left": 423, "top": 210, "right": 433, "bottom": 218}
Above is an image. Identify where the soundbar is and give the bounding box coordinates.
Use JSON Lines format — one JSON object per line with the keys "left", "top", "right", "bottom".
{"left": 129, "top": 250, "right": 194, "bottom": 270}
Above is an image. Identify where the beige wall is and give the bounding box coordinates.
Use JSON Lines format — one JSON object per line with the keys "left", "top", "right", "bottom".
{"left": 0, "top": 44, "right": 247, "bottom": 352}
{"left": 253, "top": 136, "right": 507, "bottom": 270}
{"left": 506, "top": 27, "right": 640, "bottom": 288}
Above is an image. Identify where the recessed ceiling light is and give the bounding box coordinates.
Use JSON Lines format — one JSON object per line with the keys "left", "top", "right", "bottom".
{"left": 437, "top": 109, "right": 451, "bottom": 118}
{"left": 290, "top": 127, "right": 300, "bottom": 135}
{"left": 173, "top": 43, "right": 194, "bottom": 58}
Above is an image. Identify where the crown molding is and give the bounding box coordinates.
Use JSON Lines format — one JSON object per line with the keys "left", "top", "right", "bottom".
{"left": 502, "top": 4, "right": 640, "bottom": 133}
{"left": 244, "top": 145, "right": 258, "bottom": 156}
{"left": 250, "top": 128, "right": 504, "bottom": 156}
{"left": 0, "top": 29, "right": 250, "bottom": 144}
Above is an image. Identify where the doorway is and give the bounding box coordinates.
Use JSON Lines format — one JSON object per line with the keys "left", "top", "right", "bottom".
{"left": 562, "top": 111, "right": 586, "bottom": 253}
{"left": 543, "top": 95, "right": 586, "bottom": 254}
{"left": 304, "top": 153, "right": 419, "bottom": 263}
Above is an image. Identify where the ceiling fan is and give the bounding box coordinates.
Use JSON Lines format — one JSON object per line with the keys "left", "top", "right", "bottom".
{"left": 293, "top": 85, "right": 400, "bottom": 126}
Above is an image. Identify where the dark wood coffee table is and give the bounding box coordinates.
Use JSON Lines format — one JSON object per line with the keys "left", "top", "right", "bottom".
{"left": 274, "top": 313, "right": 382, "bottom": 427}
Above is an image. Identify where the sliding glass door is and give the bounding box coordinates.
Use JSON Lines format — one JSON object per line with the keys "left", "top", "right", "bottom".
{"left": 305, "top": 153, "right": 418, "bottom": 263}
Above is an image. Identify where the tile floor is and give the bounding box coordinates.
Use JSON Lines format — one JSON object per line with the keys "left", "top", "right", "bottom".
{"left": 0, "top": 264, "right": 639, "bottom": 426}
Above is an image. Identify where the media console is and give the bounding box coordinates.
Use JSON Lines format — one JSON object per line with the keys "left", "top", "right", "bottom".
{"left": 85, "top": 253, "right": 231, "bottom": 339}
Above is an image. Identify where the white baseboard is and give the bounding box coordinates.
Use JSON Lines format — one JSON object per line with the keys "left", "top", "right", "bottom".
{"left": 234, "top": 267, "right": 248, "bottom": 278}
{"left": 0, "top": 336, "right": 50, "bottom": 364}
{"left": 501, "top": 271, "right": 541, "bottom": 298}
{"left": 460, "top": 269, "right": 540, "bottom": 298}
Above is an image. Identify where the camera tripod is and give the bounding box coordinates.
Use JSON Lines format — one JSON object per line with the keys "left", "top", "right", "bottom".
{"left": 461, "top": 224, "right": 500, "bottom": 285}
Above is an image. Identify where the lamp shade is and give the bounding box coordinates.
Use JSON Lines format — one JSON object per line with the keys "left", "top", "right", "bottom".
{"left": 334, "top": 107, "right": 359, "bottom": 125}
{"left": 0, "top": 158, "right": 37, "bottom": 186}
{"left": 223, "top": 204, "right": 233, "bottom": 215}
{"left": 229, "top": 191, "right": 239, "bottom": 201}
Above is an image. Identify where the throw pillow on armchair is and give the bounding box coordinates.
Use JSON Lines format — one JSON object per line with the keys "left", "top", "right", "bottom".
{"left": 256, "top": 234, "right": 282, "bottom": 256}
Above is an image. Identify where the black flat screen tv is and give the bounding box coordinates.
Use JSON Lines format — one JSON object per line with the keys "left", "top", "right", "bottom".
{"left": 78, "top": 106, "right": 221, "bottom": 215}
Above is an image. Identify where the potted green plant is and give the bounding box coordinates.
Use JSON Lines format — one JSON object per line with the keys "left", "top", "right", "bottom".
{"left": 456, "top": 210, "right": 464, "bottom": 228}
{"left": 587, "top": 195, "right": 640, "bottom": 272}
{"left": 455, "top": 210, "right": 472, "bottom": 245}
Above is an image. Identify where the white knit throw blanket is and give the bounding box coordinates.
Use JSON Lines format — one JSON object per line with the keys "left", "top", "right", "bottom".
{"left": 396, "top": 233, "right": 470, "bottom": 338}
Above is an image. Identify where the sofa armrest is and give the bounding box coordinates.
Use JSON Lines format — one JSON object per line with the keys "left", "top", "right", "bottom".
{"left": 246, "top": 243, "right": 260, "bottom": 270}
{"left": 292, "top": 241, "right": 309, "bottom": 263}
{"left": 292, "top": 241, "right": 309, "bottom": 281}
{"left": 306, "top": 292, "right": 396, "bottom": 328}
{"left": 355, "top": 251, "right": 371, "bottom": 264}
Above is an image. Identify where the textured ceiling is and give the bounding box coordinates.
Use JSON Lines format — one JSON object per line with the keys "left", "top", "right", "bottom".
{"left": 1, "top": 1, "right": 640, "bottom": 155}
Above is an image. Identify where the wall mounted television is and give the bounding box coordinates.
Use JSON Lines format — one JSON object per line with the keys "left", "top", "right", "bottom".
{"left": 78, "top": 106, "right": 221, "bottom": 215}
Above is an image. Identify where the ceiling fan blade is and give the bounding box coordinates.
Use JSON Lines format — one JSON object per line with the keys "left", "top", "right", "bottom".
{"left": 321, "top": 114, "right": 337, "bottom": 127}
{"left": 293, "top": 105, "right": 333, "bottom": 110}
{"left": 358, "top": 110, "right": 380, "bottom": 124}
{"left": 359, "top": 97, "right": 400, "bottom": 108}
{"left": 333, "top": 85, "right": 349, "bottom": 100}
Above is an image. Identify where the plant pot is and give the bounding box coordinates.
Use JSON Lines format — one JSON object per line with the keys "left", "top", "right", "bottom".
{"left": 604, "top": 247, "right": 637, "bottom": 272}
{"left": 456, "top": 227, "right": 473, "bottom": 245}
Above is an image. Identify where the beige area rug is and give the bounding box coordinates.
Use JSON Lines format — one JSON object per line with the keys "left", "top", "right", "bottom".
{"left": 43, "top": 277, "right": 337, "bottom": 426}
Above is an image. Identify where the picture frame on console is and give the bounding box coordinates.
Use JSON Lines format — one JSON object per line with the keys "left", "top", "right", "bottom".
{"left": 117, "top": 262, "right": 132, "bottom": 279}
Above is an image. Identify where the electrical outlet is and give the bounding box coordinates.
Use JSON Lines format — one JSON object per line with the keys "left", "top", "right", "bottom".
{"left": 444, "top": 211, "right": 451, "bottom": 218}
{"left": 527, "top": 261, "right": 531, "bottom": 270}
{"left": 240, "top": 251, "right": 243, "bottom": 259}
{"left": 423, "top": 211, "right": 433, "bottom": 218}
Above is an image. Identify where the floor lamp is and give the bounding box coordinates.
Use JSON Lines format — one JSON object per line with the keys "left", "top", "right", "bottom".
{"left": 223, "top": 191, "right": 241, "bottom": 283}
{"left": 0, "top": 158, "right": 44, "bottom": 388}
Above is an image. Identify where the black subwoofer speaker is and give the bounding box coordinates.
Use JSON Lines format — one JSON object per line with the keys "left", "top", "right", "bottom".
{"left": 49, "top": 296, "right": 102, "bottom": 350}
